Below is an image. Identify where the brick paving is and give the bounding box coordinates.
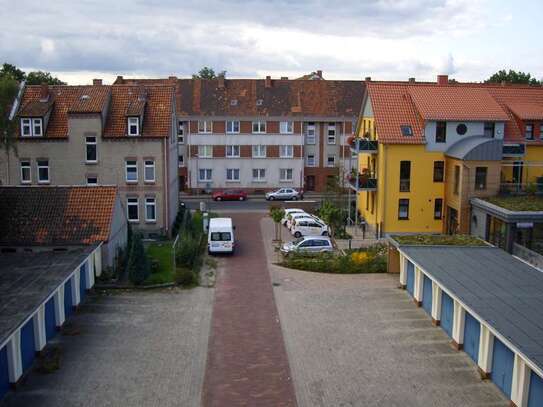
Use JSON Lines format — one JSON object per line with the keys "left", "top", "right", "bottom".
{"left": 202, "top": 212, "right": 297, "bottom": 407}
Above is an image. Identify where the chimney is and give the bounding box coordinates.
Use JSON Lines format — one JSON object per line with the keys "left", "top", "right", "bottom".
{"left": 408, "top": 77, "right": 416, "bottom": 83}
{"left": 281, "top": 76, "right": 288, "bottom": 80}
{"left": 93, "top": 79, "right": 102, "bottom": 86}
{"left": 218, "top": 75, "right": 225, "bottom": 89}
{"left": 115, "top": 75, "right": 124, "bottom": 84}
{"left": 265, "top": 75, "right": 272, "bottom": 88}
{"left": 168, "top": 76, "right": 177, "bottom": 81}
{"left": 39, "top": 83, "right": 49, "bottom": 102}
{"left": 437, "top": 74, "right": 449, "bottom": 85}
{"left": 365, "top": 76, "right": 372, "bottom": 82}
{"left": 317, "top": 70, "right": 323, "bottom": 78}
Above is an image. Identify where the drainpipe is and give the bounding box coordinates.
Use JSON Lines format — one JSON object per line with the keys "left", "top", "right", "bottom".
{"left": 163, "top": 137, "right": 169, "bottom": 236}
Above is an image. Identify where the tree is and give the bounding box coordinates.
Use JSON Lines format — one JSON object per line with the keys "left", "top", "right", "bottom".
{"left": 318, "top": 200, "right": 344, "bottom": 238}
{"left": 0, "top": 75, "right": 19, "bottom": 183}
{"left": 25, "top": 70, "right": 66, "bottom": 85}
{"left": 269, "top": 207, "right": 285, "bottom": 242}
{"left": 127, "top": 233, "right": 150, "bottom": 285}
{"left": 192, "top": 67, "right": 226, "bottom": 80}
{"left": 486, "top": 69, "right": 541, "bottom": 86}
{"left": 0, "top": 63, "right": 25, "bottom": 82}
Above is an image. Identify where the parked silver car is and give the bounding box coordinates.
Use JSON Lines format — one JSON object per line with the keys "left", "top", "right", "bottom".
{"left": 265, "top": 188, "right": 303, "bottom": 201}
{"left": 280, "top": 236, "right": 333, "bottom": 254}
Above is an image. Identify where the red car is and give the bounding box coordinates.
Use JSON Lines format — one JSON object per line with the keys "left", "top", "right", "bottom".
{"left": 212, "top": 189, "right": 248, "bottom": 201}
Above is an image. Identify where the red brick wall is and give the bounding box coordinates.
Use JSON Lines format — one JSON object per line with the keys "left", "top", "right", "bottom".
{"left": 268, "top": 145, "right": 279, "bottom": 158}
{"left": 267, "top": 121, "right": 278, "bottom": 133}
{"left": 213, "top": 120, "right": 225, "bottom": 134}
{"left": 213, "top": 145, "right": 226, "bottom": 157}
{"left": 240, "top": 121, "right": 252, "bottom": 133}
{"left": 240, "top": 145, "right": 252, "bottom": 158}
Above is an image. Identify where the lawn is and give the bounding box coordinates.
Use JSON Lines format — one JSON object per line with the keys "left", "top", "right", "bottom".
{"left": 391, "top": 234, "right": 487, "bottom": 246}
{"left": 484, "top": 195, "right": 543, "bottom": 212}
{"left": 145, "top": 241, "right": 175, "bottom": 284}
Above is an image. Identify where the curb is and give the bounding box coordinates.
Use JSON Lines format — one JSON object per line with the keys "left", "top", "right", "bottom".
{"left": 94, "top": 282, "right": 177, "bottom": 290}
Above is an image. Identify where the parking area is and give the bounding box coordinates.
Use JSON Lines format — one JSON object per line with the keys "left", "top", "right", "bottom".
{"left": 262, "top": 217, "right": 509, "bottom": 407}
{"left": 0, "top": 288, "right": 213, "bottom": 407}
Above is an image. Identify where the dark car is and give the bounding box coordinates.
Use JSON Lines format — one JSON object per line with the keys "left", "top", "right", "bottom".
{"left": 212, "top": 189, "right": 248, "bottom": 201}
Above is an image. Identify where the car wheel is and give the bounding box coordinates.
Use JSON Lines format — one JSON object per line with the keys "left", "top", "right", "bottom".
{"left": 269, "top": 196, "right": 275, "bottom": 201}
{"left": 322, "top": 231, "right": 328, "bottom": 236}
{"left": 239, "top": 196, "right": 245, "bottom": 201}
{"left": 216, "top": 197, "right": 222, "bottom": 201}
{"left": 294, "top": 231, "right": 302, "bottom": 238}
{"left": 292, "top": 196, "right": 298, "bottom": 201}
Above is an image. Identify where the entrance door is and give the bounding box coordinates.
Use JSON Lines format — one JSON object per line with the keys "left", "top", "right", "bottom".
{"left": 512, "top": 161, "right": 523, "bottom": 192}
{"left": 306, "top": 176, "right": 315, "bottom": 191}
{"left": 447, "top": 207, "right": 459, "bottom": 235}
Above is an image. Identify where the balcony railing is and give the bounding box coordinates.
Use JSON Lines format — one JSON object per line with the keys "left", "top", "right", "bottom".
{"left": 500, "top": 182, "right": 543, "bottom": 195}
{"left": 348, "top": 172, "right": 377, "bottom": 191}
{"left": 351, "top": 138, "right": 378, "bottom": 153}
{"left": 502, "top": 144, "right": 526, "bottom": 157}
{"left": 399, "top": 179, "right": 410, "bottom": 192}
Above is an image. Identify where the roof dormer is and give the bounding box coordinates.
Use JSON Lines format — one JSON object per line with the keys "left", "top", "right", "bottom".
{"left": 18, "top": 84, "right": 54, "bottom": 138}
{"left": 125, "top": 87, "right": 147, "bottom": 136}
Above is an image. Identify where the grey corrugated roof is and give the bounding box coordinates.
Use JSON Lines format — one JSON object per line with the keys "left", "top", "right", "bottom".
{"left": 400, "top": 245, "right": 543, "bottom": 373}
{"left": 445, "top": 136, "right": 503, "bottom": 160}
{"left": 0, "top": 247, "right": 95, "bottom": 346}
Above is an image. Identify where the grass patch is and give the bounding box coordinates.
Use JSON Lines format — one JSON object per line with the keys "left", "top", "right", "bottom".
{"left": 145, "top": 241, "right": 174, "bottom": 284}
{"left": 484, "top": 195, "right": 543, "bottom": 212}
{"left": 392, "top": 234, "right": 486, "bottom": 246}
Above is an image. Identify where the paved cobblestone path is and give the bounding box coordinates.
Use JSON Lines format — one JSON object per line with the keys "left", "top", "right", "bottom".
{"left": 202, "top": 212, "right": 297, "bottom": 407}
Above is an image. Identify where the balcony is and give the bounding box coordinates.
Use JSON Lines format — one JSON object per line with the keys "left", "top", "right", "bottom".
{"left": 350, "top": 138, "right": 378, "bottom": 154}
{"left": 502, "top": 143, "right": 525, "bottom": 157}
{"left": 347, "top": 172, "right": 377, "bottom": 191}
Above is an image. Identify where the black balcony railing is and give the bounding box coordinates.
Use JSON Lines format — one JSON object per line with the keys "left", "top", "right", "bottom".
{"left": 354, "top": 139, "right": 378, "bottom": 152}
{"left": 348, "top": 173, "right": 377, "bottom": 191}
{"left": 502, "top": 144, "right": 526, "bottom": 156}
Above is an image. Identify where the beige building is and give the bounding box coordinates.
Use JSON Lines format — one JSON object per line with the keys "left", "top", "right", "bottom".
{"left": 0, "top": 81, "right": 179, "bottom": 237}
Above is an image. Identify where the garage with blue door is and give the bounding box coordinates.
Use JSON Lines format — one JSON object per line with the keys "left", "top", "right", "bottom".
{"left": 20, "top": 319, "right": 35, "bottom": 371}
{"left": 440, "top": 291, "right": 454, "bottom": 338}
{"left": 80, "top": 263, "right": 87, "bottom": 301}
{"left": 491, "top": 337, "right": 514, "bottom": 398}
{"left": 463, "top": 312, "right": 480, "bottom": 363}
{"left": 422, "top": 275, "right": 432, "bottom": 315}
{"left": 44, "top": 297, "right": 57, "bottom": 341}
{"left": 64, "top": 278, "right": 74, "bottom": 318}
{"left": 0, "top": 346, "right": 9, "bottom": 400}
{"left": 528, "top": 371, "right": 543, "bottom": 407}
{"left": 406, "top": 261, "right": 415, "bottom": 296}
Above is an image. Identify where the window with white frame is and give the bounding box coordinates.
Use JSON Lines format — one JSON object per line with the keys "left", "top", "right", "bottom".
{"left": 280, "top": 121, "right": 293, "bottom": 134}
{"left": 252, "top": 145, "right": 266, "bottom": 158}
{"left": 280, "top": 145, "right": 294, "bottom": 158}
{"left": 226, "top": 168, "right": 240, "bottom": 181}
{"left": 86, "top": 176, "right": 98, "bottom": 185}
{"left": 177, "top": 121, "right": 185, "bottom": 143}
{"left": 20, "top": 160, "right": 31, "bottom": 183}
{"left": 252, "top": 120, "right": 266, "bottom": 133}
{"left": 306, "top": 154, "right": 315, "bottom": 167}
{"left": 178, "top": 154, "right": 184, "bottom": 167}
{"left": 280, "top": 168, "right": 293, "bottom": 181}
{"left": 226, "top": 145, "right": 240, "bottom": 157}
{"left": 144, "top": 159, "right": 155, "bottom": 182}
{"left": 306, "top": 122, "right": 316, "bottom": 144}
{"left": 37, "top": 159, "right": 49, "bottom": 183}
{"left": 125, "top": 160, "right": 138, "bottom": 182}
{"left": 127, "top": 197, "right": 139, "bottom": 222}
{"left": 198, "top": 145, "right": 213, "bottom": 158}
{"left": 21, "top": 118, "right": 32, "bottom": 137}
{"left": 226, "top": 120, "right": 240, "bottom": 134}
{"left": 145, "top": 197, "right": 156, "bottom": 222}
{"left": 33, "top": 118, "right": 43, "bottom": 137}
{"left": 199, "top": 168, "right": 212, "bottom": 181}
{"left": 327, "top": 123, "right": 336, "bottom": 144}
{"left": 198, "top": 120, "right": 212, "bottom": 133}
{"left": 86, "top": 136, "right": 97, "bottom": 162}
{"left": 327, "top": 155, "right": 336, "bottom": 167}
{"left": 252, "top": 168, "right": 266, "bottom": 182}
{"left": 128, "top": 117, "right": 140, "bottom": 136}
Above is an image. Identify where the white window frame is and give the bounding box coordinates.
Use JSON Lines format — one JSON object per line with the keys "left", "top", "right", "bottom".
{"left": 37, "top": 159, "right": 50, "bottom": 184}
{"left": 226, "top": 145, "right": 240, "bottom": 158}
{"left": 85, "top": 136, "right": 97, "bottom": 163}
{"left": 280, "top": 145, "right": 294, "bottom": 158}
{"left": 327, "top": 155, "right": 336, "bottom": 167}
{"left": 198, "top": 168, "right": 212, "bottom": 182}
{"left": 198, "top": 120, "right": 212, "bottom": 134}
{"left": 252, "top": 121, "right": 266, "bottom": 134}
{"left": 125, "top": 160, "right": 138, "bottom": 183}
{"left": 144, "top": 159, "right": 155, "bottom": 183}
{"left": 177, "top": 121, "right": 184, "bottom": 144}
{"left": 21, "top": 118, "right": 32, "bottom": 137}
{"left": 252, "top": 168, "right": 266, "bottom": 182}
{"left": 327, "top": 123, "right": 336, "bottom": 144}
{"left": 280, "top": 121, "right": 293, "bottom": 134}
{"left": 127, "top": 117, "right": 140, "bottom": 136}
{"left": 20, "top": 160, "right": 31, "bottom": 184}
{"left": 32, "top": 118, "right": 43, "bottom": 137}
{"left": 252, "top": 145, "right": 267, "bottom": 158}
{"left": 145, "top": 197, "right": 157, "bottom": 222}
{"left": 306, "top": 154, "right": 315, "bottom": 167}
{"left": 306, "top": 123, "right": 316, "bottom": 145}
{"left": 226, "top": 120, "right": 240, "bottom": 134}
{"left": 127, "top": 197, "right": 139, "bottom": 222}
{"left": 86, "top": 176, "right": 98, "bottom": 185}
{"left": 198, "top": 145, "right": 213, "bottom": 158}
{"left": 280, "top": 168, "right": 293, "bottom": 182}
{"left": 226, "top": 168, "right": 240, "bottom": 182}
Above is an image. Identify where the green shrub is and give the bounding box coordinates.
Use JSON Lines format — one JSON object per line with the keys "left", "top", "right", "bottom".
{"left": 127, "top": 233, "right": 151, "bottom": 285}
{"left": 175, "top": 268, "right": 197, "bottom": 286}
{"left": 150, "top": 259, "right": 161, "bottom": 274}
{"left": 176, "top": 233, "right": 202, "bottom": 269}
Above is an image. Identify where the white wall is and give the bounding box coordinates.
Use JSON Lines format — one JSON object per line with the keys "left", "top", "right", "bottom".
{"left": 425, "top": 121, "right": 505, "bottom": 152}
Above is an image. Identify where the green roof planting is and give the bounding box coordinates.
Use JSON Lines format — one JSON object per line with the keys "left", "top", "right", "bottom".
{"left": 391, "top": 234, "right": 487, "bottom": 246}
{"left": 483, "top": 195, "right": 543, "bottom": 212}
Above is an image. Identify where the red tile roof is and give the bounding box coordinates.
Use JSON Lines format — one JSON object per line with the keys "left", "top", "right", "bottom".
{"left": 0, "top": 186, "right": 119, "bottom": 246}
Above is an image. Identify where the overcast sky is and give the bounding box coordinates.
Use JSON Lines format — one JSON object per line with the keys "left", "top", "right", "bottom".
{"left": 1, "top": 0, "right": 541, "bottom": 84}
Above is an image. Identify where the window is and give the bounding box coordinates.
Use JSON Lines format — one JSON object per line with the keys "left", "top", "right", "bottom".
{"left": 399, "top": 161, "right": 411, "bottom": 192}
{"left": 327, "top": 123, "right": 336, "bottom": 144}
{"left": 280, "top": 145, "right": 293, "bottom": 158}
{"left": 226, "top": 168, "right": 240, "bottom": 181}
{"left": 400, "top": 125, "right": 413, "bottom": 137}
{"left": 434, "top": 198, "right": 443, "bottom": 219}
{"left": 280, "top": 168, "right": 293, "bottom": 181}
{"left": 127, "top": 197, "right": 139, "bottom": 222}
{"left": 540, "top": 124, "right": 543, "bottom": 139}
{"left": 32, "top": 118, "right": 43, "bottom": 137}
{"left": 86, "top": 136, "right": 97, "bottom": 162}
{"left": 20, "top": 160, "right": 31, "bottom": 183}
{"left": 306, "top": 122, "right": 316, "bottom": 144}
{"left": 198, "top": 168, "right": 212, "bottom": 182}
{"left": 230, "top": 99, "right": 238, "bottom": 106}
{"left": 198, "top": 120, "right": 212, "bottom": 133}
{"left": 484, "top": 122, "right": 495, "bottom": 138}
{"left": 252, "top": 145, "right": 266, "bottom": 158}
{"left": 280, "top": 121, "right": 293, "bottom": 134}
{"left": 128, "top": 117, "right": 139, "bottom": 136}
{"left": 436, "top": 121, "right": 447, "bottom": 143}
{"left": 144, "top": 159, "right": 155, "bottom": 182}
{"left": 198, "top": 145, "right": 213, "bottom": 158}
{"left": 226, "top": 120, "right": 240, "bottom": 134}
{"left": 327, "top": 155, "right": 335, "bottom": 167}
{"left": 307, "top": 154, "right": 315, "bottom": 167}
{"left": 125, "top": 160, "right": 138, "bottom": 183}
{"left": 21, "top": 118, "right": 31, "bottom": 137}
{"left": 526, "top": 123, "right": 534, "bottom": 140}
{"left": 252, "top": 168, "right": 266, "bottom": 182}
{"left": 398, "top": 199, "right": 409, "bottom": 220}
{"left": 252, "top": 121, "right": 266, "bottom": 133}
{"left": 475, "top": 167, "right": 487, "bottom": 190}
{"left": 256, "top": 99, "right": 263, "bottom": 106}
{"left": 433, "top": 161, "right": 444, "bottom": 182}
{"left": 456, "top": 123, "right": 467, "bottom": 135}
{"left": 86, "top": 176, "right": 98, "bottom": 185}
{"left": 178, "top": 155, "right": 184, "bottom": 167}
{"left": 177, "top": 121, "right": 184, "bottom": 143}
{"left": 226, "top": 145, "right": 240, "bottom": 158}
{"left": 37, "top": 160, "right": 49, "bottom": 183}
{"left": 454, "top": 165, "right": 460, "bottom": 194}
{"left": 145, "top": 197, "right": 156, "bottom": 222}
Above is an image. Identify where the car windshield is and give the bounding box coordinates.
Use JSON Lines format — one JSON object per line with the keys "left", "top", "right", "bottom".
{"left": 211, "top": 232, "right": 232, "bottom": 241}
{"left": 293, "top": 237, "right": 305, "bottom": 245}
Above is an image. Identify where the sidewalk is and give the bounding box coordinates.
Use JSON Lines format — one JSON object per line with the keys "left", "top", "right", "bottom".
{"left": 180, "top": 192, "right": 329, "bottom": 201}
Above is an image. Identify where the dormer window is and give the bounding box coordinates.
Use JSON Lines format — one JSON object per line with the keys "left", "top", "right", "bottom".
{"left": 33, "top": 119, "right": 43, "bottom": 136}
{"left": 20, "top": 118, "right": 43, "bottom": 137}
{"left": 400, "top": 125, "right": 413, "bottom": 137}
{"left": 128, "top": 117, "right": 140, "bottom": 136}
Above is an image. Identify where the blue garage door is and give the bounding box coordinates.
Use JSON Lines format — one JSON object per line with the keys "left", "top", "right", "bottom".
{"left": 44, "top": 297, "right": 56, "bottom": 341}
{"left": 491, "top": 337, "right": 514, "bottom": 398}
{"left": 406, "top": 261, "right": 415, "bottom": 296}
{"left": 422, "top": 275, "right": 432, "bottom": 315}
{"left": 463, "top": 312, "right": 480, "bottom": 363}
{"left": 79, "top": 263, "right": 87, "bottom": 301}
{"left": 528, "top": 371, "right": 543, "bottom": 407}
{"left": 440, "top": 292, "right": 454, "bottom": 338}
{"left": 0, "top": 345, "right": 9, "bottom": 399}
{"left": 64, "top": 278, "right": 73, "bottom": 318}
{"left": 20, "top": 319, "right": 35, "bottom": 371}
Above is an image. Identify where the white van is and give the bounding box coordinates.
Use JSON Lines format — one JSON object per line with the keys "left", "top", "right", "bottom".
{"left": 208, "top": 218, "right": 235, "bottom": 254}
